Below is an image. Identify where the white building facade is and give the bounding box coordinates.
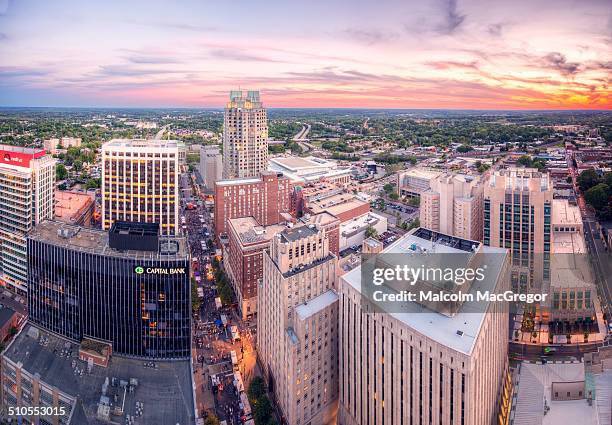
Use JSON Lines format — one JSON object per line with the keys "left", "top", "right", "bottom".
{"left": 0, "top": 145, "right": 55, "bottom": 293}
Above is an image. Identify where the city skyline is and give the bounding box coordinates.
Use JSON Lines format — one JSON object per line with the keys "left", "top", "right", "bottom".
{"left": 0, "top": 0, "right": 610, "bottom": 109}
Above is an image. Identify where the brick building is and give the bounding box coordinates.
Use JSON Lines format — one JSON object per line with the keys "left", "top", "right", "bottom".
{"left": 214, "top": 171, "right": 293, "bottom": 241}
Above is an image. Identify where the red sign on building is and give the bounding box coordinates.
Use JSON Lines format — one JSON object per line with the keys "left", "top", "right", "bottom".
{"left": 0, "top": 148, "right": 46, "bottom": 168}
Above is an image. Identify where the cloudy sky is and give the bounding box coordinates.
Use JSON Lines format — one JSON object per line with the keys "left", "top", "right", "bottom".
{"left": 0, "top": 0, "right": 610, "bottom": 109}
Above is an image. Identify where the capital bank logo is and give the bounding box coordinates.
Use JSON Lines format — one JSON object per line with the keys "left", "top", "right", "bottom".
{"left": 134, "top": 266, "right": 145, "bottom": 274}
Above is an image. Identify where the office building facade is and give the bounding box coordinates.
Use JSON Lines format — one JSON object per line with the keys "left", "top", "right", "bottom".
{"left": 484, "top": 168, "right": 553, "bottom": 292}
{"left": 27, "top": 221, "right": 191, "bottom": 359}
{"left": 0, "top": 145, "right": 55, "bottom": 294}
{"left": 222, "top": 90, "right": 268, "bottom": 179}
{"left": 102, "top": 139, "right": 179, "bottom": 235}
{"left": 420, "top": 173, "right": 485, "bottom": 242}
{"left": 338, "top": 228, "right": 511, "bottom": 425}
{"left": 258, "top": 224, "right": 339, "bottom": 425}
{"left": 200, "top": 144, "right": 223, "bottom": 189}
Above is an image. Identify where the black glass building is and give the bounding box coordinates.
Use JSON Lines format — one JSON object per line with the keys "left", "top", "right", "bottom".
{"left": 27, "top": 221, "right": 191, "bottom": 359}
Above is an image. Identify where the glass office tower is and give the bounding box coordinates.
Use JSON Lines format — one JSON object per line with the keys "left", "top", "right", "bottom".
{"left": 27, "top": 221, "right": 191, "bottom": 359}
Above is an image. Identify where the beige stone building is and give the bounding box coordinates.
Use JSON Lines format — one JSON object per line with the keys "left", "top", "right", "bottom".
{"left": 397, "top": 168, "right": 442, "bottom": 198}
{"left": 101, "top": 139, "right": 180, "bottom": 235}
{"left": 550, "top": 199, "right": 596, "bottom": 322}
{"left": 338, "top": 228, "right": 511, "bottom": 425}
{"left": 484, "top": 168, "right": 553, "bottom": 292}
{"left": 420, "top": 173, "right": 484, "bottom": 241}
{"left": 222, "top": 90, "right": 268, "bottom": 179}
{"left": 200, "top": 144, "right": 222, "bottom": 189}
{"left": 258, "top": 223, "right": 339, "bottom": 425}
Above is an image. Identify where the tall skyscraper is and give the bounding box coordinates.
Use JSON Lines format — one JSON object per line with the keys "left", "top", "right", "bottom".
{"left": 484, "top": 168, "right": 553, "bottom": 291}
{"left": 258, "top": 223, "right": 339, "bottom": 425}
{"left": 27, "top": 221, "right": 191, "bottom": 359}
{"left": 102, "top": 139, "right": 180, "bottom": 235}
{"left": 222, "top": 90, "right": 269, "bottom": 179}
{"left": 0, "top": 145, "right": 55, "bottom": 294}
{"left": 420, "top": 173, "right": 485, "bottom": 242}
{"left": 339, "top": 228, "right": 511, "bottom": 425}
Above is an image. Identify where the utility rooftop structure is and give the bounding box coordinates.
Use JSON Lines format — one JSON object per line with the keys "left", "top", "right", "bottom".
{"left": 1, "top": 323, "right": 195, "bottom": 425}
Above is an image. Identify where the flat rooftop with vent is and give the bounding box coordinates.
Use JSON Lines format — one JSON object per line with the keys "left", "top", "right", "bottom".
{"left": 28, "top": 220, "right": 188, "bottom": 260}
{"left": 341, "top": 227, "right": 509, "bottom": 355}
{"left": 1, "top": 323, "right": 195, "bottom": 425}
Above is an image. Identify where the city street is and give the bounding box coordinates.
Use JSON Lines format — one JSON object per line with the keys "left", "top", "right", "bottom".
{"left": 182, "top": 171, "right": 257, "bottom": 424}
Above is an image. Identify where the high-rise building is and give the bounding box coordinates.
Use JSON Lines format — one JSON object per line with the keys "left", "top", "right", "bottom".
{"left": 226, "top": 217, "right": 285, "bottom": 319}
{"left": 258, "top": 224, "right": 339, "bottom": 425}
{"left": 102, "top": 139, "right": 180, "bottom": 235}
{"left": 200, "top": 144, "right": 223, "bottom": 189}
{"left": 484, "top": 168, "right": 553, "bottom": 292}
{"left": 214, "top": 171, "right": 293, "bottom": 240}
{"left": 339, "top": 228, "right": 511, "bottom": 425}
{"left": 27, "top": 221, "right": 191, "bottom": 359}
{"left": 222, "top": 90, "right": 268, "bottom": 179}
{"left": 397, "top": 168, "right": 443, "bottom": 198}
{"left": 0, "top": 145, "right": 55, "bottom": 294}
{"left": 420, "top": 173, "right": 485, "bottom": 241}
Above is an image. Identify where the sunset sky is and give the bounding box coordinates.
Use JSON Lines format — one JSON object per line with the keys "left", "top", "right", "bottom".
{"left": 0, "top": 0, "right": 610, "bottom": 109}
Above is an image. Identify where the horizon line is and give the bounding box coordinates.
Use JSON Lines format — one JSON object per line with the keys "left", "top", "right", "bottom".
{"left": 0, "top": 105, "right": 611, "bottom": 113}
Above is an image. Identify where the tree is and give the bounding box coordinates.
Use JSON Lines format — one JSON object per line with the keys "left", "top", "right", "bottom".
{"left": 407, "top": 217, "right": 420, "bottom": 230}
{"left": 248, "top": 377, "right": 266, "bottom": 401}
{"left": 72, "top": 160, "right": 83, "bottom": 172}
{"left": 204, "top": 416, "right": 220, "bottom": 425}
{"left": 85, "top": 178, "right": 100, "bottom": 189}
{"left": 456, "top": 145, "right": 473, "bottom": 153}
{"left": 408, "top": 197, "right": 420, "bottom": 207}
{"left": 577, "top": 169, "right": 601, "bottom": 192}
{"left": 584, "top": 183, "right": 610, "bottom": 211}
{"left": 389, "top": 192, "right": 400, "bottom": 200}
{"left": 191, "top": 278, "right": 201, "bottom": 312}
{"left": 365, "top": 226, "right": 378, "bottom": 238}
{"left": 56, "top": 163, "right": 68, "bottom": 180}
{"left": 383, "top": 183, "right": 395, "bottom": 194}
{"left": 253, "top": 396, "right": 272, "bottom": 424}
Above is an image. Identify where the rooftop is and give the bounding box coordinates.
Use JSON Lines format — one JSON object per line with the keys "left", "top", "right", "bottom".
{"left": 295, "top": 290, "right": 339, "bottom": 320}
{"left": 102, "top": 139, "right": 181, "bottom": 150}
{"left": 400, "top": 168, "right": 443, "bottom": 180}
{"left": 280, "top": 224, "right": 318, "bottom": 243}
{"left": 270, "top": 156, "right": 335, "bottom": 171}
{"left": 54, "top": 191, "right": 94, "bottom": 222}
{"left": 553, "top": 199, "right": 583, "bottom": 227}
{"left": 28, "top": 220, "right": 188, "bottom": 260}
{"left": 0, "top": 144, "right": 45, "bottom": 155}
{"left": 0, "top": 304, "right": 16, "bottom": 327}
{"left": 341, "top": 228, "right": 507, "bottom": 355}
{"left": 513, "top": 362, "right": 597, "bottom": 425}
{"left": 4, "top": 324, "right": 195, "bottom": 425}
{"left": 340, "top": 211, "right": 384, "bottom": 238}
{"left": 228, "top": 217, "right": 285, "bottom": 246}
{"left": 308, "top": 193, "right": 368, "bottom": 217}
